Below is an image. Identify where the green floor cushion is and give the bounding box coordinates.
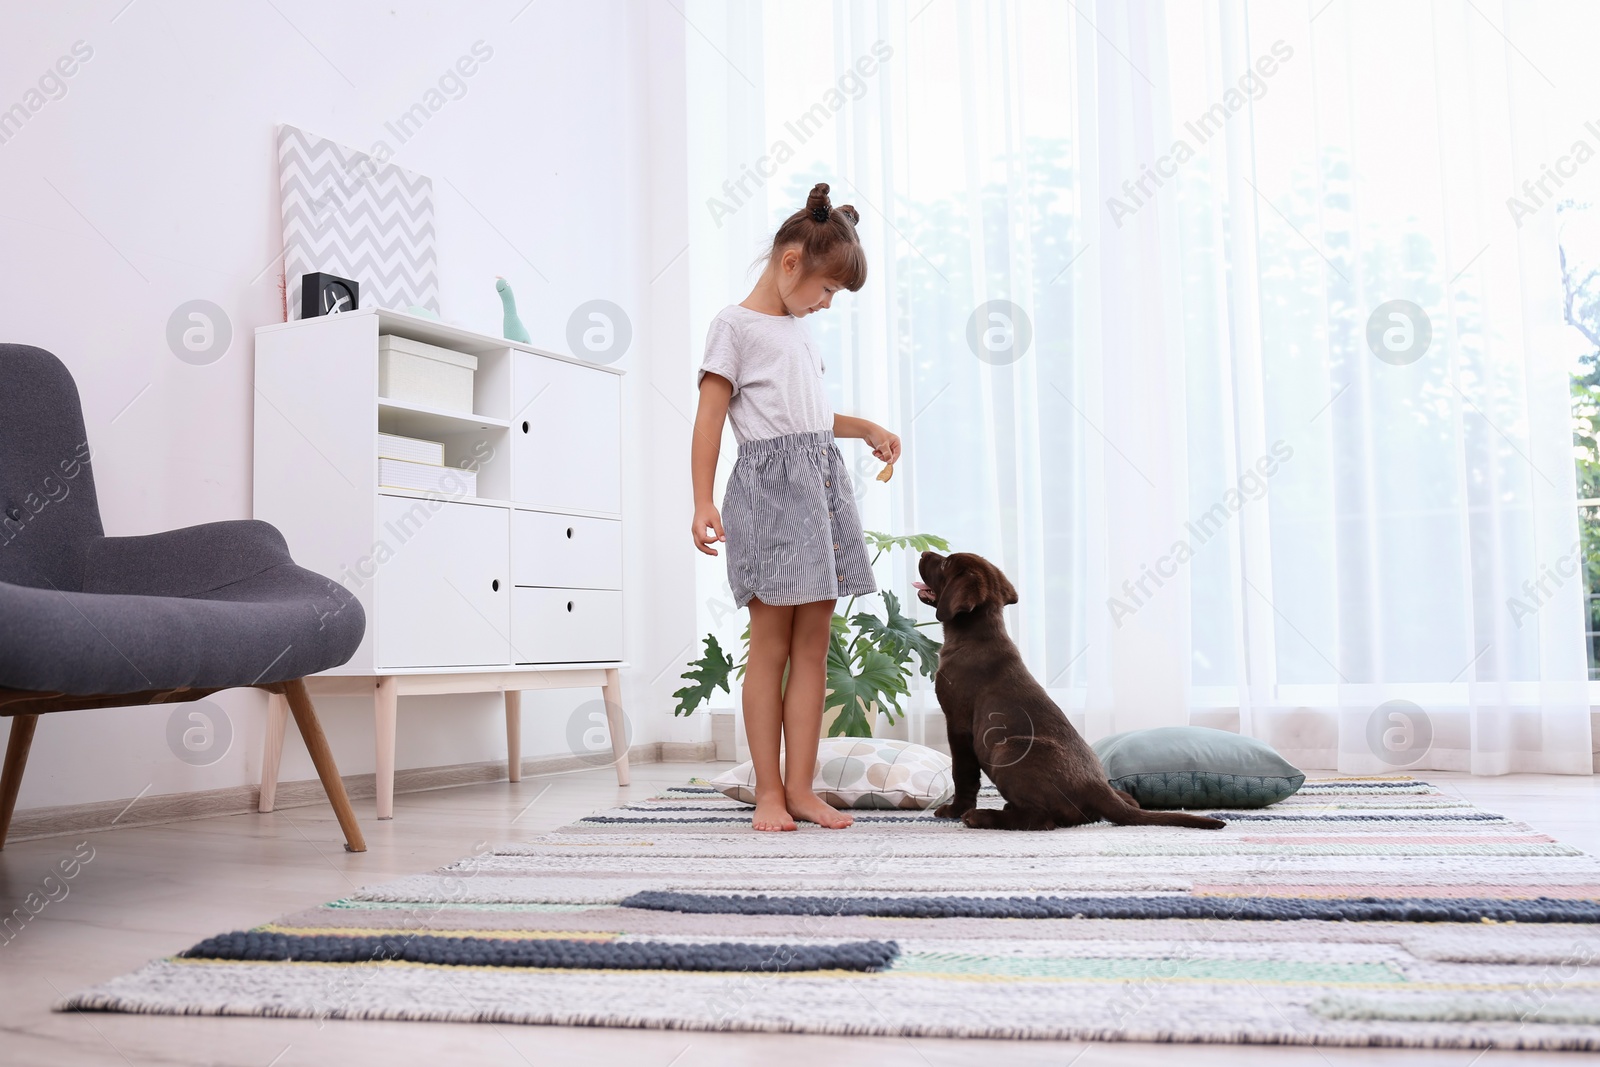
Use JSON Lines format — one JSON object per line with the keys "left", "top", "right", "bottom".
{"left": 1092, "top": 726, "right": 1305, "bottom": 809}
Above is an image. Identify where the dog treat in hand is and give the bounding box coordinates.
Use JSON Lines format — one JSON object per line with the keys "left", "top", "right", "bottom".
{"left": 876, "top": 463, "right": 894, "bottom": 482}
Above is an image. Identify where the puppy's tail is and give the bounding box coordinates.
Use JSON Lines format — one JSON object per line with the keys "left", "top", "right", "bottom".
{"left": 1100, "top": 788, "right": 1226, "bottom": 830}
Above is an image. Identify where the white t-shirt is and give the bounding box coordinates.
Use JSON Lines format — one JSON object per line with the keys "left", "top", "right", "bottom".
{"left": 697, "top": 304, "right": 832, "bottom": 444}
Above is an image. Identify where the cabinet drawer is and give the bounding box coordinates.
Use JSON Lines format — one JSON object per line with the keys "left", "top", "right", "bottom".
{"left": 510, "top": 353, "right": 621, "bottom": 514}
{"left": 512, "top": 511, "right": 621, "bottom": 589}
{"left": 376, "top": 497, "right": 510, "bottom": 668}
{"left": 511, "top": 588, "right": 622, "bottom": 663}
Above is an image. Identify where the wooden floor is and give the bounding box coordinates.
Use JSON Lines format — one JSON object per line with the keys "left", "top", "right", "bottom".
{"left": 2, "top": 762, "right": 1597, "bottom": 1066}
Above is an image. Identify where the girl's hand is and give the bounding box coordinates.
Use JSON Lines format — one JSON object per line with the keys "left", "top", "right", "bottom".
{"left": 693, "top": 501, "right": 725, "bottom": 556}
{"left": 868, "top": 425, "right": 901, "bottom": 465}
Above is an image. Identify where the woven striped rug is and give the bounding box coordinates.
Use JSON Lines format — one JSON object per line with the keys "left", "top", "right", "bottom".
{"left": 61, "top": 778, "right": 1600, "bottom": 1049}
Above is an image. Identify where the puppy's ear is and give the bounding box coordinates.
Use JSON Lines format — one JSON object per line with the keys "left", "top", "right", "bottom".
{"left": 936, "top": 567, "right": 987, "bottom": 622}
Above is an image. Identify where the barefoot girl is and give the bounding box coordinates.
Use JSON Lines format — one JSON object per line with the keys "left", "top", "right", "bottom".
{"left": 691, "top": 183, "right": 902, "bottom": 832}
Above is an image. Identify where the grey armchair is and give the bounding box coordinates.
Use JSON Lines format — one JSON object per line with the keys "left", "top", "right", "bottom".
{"left": 0, "top": 343, "right": 367, "bottom": 851}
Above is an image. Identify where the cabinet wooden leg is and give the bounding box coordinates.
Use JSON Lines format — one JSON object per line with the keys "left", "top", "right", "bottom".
{"left": 0, "top": 714, "right": 39, "bottom": 851}
{"left": 601, "top": 668, "right": 630, "bottom": 786}
{"left": 259, "top": 691, "right": 289, "bottom": 813}
{"left": 505, "top": 689, "right": 522, "bottom": 783}
{"left": 375, "top": 676, "right": 398, "bottom": 820}
{"left": 279, "top": 680, "right": 366, "bottom": 853}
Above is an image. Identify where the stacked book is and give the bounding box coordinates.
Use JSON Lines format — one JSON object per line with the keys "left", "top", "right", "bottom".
{"left": 378, "top": 432, "right": 477, "bottom": 496}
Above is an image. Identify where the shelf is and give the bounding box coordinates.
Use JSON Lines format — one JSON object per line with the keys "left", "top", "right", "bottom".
{"left": 255, "top": 307, "right": 627, "bottom": 374}
{"left": 378, "top": 397, "right": 509, "bottom": 439}
{"left": 379, "top": 488, "right": 512, "bottom": 509}
{"left": 373, "top": 307, "right": 626, "bottom": 376}
{"left": 309, "top": 662, "right": 630, "bottom": 680}
{"left": 375, "top": 490, "right": 625, "bottom": 520}
{"left": 509, "top": 501, "right": 623, "bottom": 521}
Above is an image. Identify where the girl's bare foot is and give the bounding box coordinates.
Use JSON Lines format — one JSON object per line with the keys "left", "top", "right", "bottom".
{"left": 752, "top": 791, "right": 797, "bottom": 831}
{"left": 786, "top": 788, "right": 854, "bottom": 829}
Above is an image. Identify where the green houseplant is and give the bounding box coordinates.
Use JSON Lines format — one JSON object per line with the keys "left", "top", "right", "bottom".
{"left": 673, "top": 531, "right": 949, "bottom": 736}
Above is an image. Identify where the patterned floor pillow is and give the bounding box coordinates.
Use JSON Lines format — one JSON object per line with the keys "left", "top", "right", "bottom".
{"left": 710, "top": 737, "right": 955, "bottom": 810}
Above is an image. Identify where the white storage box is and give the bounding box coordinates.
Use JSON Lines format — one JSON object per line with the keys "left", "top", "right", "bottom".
{"left": 379, "top": 335, "right": 478, "bottom": 412}
{"left": 377, "top": 431, "right": 445, "bottom": 465}
{"left": 378, "top": 457, "right": 477, "bottom": 497}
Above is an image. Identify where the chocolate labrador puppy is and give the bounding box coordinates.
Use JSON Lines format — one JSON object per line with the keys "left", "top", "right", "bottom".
{"left": 916, "top": 551, "right": 1225, "bottom": 831}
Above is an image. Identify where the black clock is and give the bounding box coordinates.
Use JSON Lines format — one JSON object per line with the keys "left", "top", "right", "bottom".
{"left": 301, "top": 272, "right": 360, "bottom": 318}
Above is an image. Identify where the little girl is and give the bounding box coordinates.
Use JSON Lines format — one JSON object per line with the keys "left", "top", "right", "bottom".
{"left": 691, "top": 183, "right": 902, "bottom": 832}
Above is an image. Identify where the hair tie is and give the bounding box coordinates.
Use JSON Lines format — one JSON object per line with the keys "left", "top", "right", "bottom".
{"left": 810, "top": 204, "right": 831, "bottom": 223}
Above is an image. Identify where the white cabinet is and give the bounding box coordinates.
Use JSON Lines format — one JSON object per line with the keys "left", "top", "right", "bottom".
{"left": 254, "top": 308, "right": 634, "bottom": 816}
{"left": 254, "top": 307, "right": 627, "bottom": 674}
{"left": 511, "top": 352, "right": 622, "bottom": 515}
{"left": 376, "top": 497, "right": 509, "bottom": 668}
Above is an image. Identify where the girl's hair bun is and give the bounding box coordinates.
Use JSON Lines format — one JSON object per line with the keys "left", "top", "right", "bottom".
{"left": 807, "top": 182, "right": 832, "bottom": 222}
{"left": 760, "top": 180, "right": 868, "bottom": 291}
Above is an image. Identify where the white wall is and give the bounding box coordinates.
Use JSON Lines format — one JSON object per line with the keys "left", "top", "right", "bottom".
{"left": 0, "top": 0, "right": 704, "bottom": 810}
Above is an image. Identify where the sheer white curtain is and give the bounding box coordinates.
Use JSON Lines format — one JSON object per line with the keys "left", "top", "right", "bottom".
{"left": 684, "top": 0, "right": 1597, "bottom": 774}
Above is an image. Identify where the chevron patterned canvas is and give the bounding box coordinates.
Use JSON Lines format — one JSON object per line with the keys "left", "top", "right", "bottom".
{"left": 277, "top": 125, "right": 439, "bottom": 320}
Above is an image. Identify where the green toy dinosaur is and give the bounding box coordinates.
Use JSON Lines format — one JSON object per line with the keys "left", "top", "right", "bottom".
{"left": 495, "top": 276, "right": 531, "bottom": 343}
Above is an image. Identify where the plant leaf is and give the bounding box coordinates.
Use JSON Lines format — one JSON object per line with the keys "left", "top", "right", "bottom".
{"left": 734, "top": 621, "right": 751, "bottom": 679}
{"left": 852, "top": 589, "right": 941, "bottom": 678}
{"left": 863, "top": 530, "right": 951, "bottom": 555}
{"left": 827, "top": 699, "right": 874, "bottom": 738}
{"left": 825, "top": 635, "right": 910, "bottom": 735}
{"left": 671, "top": 634, "right": 735, "bottom": 716}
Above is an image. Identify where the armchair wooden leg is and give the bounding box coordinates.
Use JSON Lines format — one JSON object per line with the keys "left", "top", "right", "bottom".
{"left": 279, "top": 679, "right": 366, "bottom": 853}
{"left": 259, "top": 691, "right": 289, "bottom": 813}
{"left": 505, "top": 689, "right": 522, "bottom": 783}
{"left": 601, "top": 668, "right": 630, "bottom": 786}
{"left": 0, "top": 715, "right": 39, "bottom": 851}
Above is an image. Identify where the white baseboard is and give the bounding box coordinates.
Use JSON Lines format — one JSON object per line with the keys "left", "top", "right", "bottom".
{"left": 660, "top": 740, "right": 719, "bottom": 762}
{"left": 5, "top": 740, "right": 719, "bottom": 845}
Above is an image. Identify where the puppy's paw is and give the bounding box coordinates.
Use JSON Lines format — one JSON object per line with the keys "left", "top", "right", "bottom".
{"left": 961, "top": 808, "right": 998, "bottom": 829}
{"left": 933, "top": 802, "right": 967, "bottom": 820}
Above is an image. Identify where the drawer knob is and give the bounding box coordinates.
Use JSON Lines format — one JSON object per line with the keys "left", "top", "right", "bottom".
{"left": 566, "top": 600, "right": 574, "bottom": 612}
{"left": 522, "top": 420, "right": 529, "bottom": 433}
{"left": 492, "top": 579, "right": 501, "bottom": 592}
{"left": 566, "top": 527, "right": 574, "bottom": 538}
